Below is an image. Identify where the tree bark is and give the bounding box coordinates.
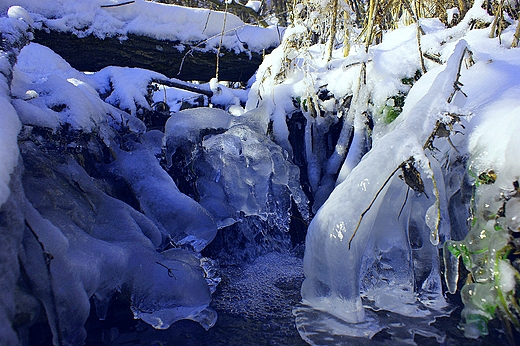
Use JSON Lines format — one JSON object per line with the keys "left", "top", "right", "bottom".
{"left": 33, "top": 29, "right": 272, "bottom": 83}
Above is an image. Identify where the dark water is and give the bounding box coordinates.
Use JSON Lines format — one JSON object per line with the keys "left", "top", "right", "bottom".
{"left": 28, "top": 253, "right": 514, "bottom": 346}
{"left": 81, "top": 253, "right": 307, "bottom": 346}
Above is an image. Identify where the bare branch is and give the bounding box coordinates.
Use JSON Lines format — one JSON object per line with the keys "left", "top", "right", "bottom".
{"left": 100, "top": 1, "right": 135, "bottom": 8}
{"left": 151, "top": 77, "right": 213, "bottom": 97}
{"left": 206, "top": 0, "right": 269, "bottom": 27}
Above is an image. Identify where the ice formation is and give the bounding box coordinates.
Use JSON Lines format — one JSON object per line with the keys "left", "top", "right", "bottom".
{"left": 244, "top": 0, "right": 520, "bottom": 340}
{"left": 164, "top": 106, "right": 310, "bottom": 261}
{"left": 0, "top": 5, "right": 309, "bottom": 343}
{"left": 20, "top": 142, "right": 216, "bottom": 344}
{"left": 290, "top": 37, "right": 470, "bottom": 342}
{"left": 2, "top": 1, "right": 520, "bottom": 344}
{"left": 109, "top": 137, "right": 218, "bottom": 252}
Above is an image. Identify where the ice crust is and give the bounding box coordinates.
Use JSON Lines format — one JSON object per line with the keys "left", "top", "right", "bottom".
{"left": 1, "top": 22, "right": 221, "bottom": 344}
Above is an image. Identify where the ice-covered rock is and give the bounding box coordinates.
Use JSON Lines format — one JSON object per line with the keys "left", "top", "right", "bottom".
{"left": 0, "top": 162, "right": 26, "bottom": 346}
{"left": 164, "top": 107, "right": 309, "bottom": 261}
{"left": 109, "top": 137, "right": 217, "bottom": 252}
{"left": 19, "top": 141, "right": 216, "bottom": 344}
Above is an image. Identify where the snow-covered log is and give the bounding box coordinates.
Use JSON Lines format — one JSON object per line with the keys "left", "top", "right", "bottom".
{"left": 1, "top": 0, "right": 283, "bottom": 83}
{"left": 33, "top": 29, "right": 270, "bottom": 82}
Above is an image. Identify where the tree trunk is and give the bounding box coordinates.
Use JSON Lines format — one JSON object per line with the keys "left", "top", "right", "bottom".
{"left": 33, "top": 29, "right": 272, "bottom": 82}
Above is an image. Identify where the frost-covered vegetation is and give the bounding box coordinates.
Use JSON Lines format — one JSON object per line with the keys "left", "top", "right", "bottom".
{"left": 1, "top": 0, "right": 520, "bottom": 345}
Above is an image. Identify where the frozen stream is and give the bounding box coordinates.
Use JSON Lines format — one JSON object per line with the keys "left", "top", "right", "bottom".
{"left": 27, "top": 253, "right": 508, "bottom": 345}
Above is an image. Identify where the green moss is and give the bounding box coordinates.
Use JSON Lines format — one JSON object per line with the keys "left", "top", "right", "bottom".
{"left": 381, "top": 94, "right": 406, "bottom": 123}
{"left": 383, "top": 106, "right": 400, "bottom": 123}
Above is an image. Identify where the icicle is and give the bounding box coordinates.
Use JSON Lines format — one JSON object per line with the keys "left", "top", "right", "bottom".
{"left": 443, "top": 241, "right": 460, "bottom": 294}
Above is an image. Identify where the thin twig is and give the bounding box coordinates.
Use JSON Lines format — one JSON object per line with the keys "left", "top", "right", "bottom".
{"left": 348, "top": 164, "right": 402, "bottom": 249}
{"left": 202, "top": 11, "right": 212, "bottom": 35}
{"left": 398, "top": 187, "right": 410, "bottom": 219}
{"left": 151, "top": 77, "right": 213, "bottom": 97}
{"left": 25, "top": 220, "right": 64, "bottom": 345}
{"left": 177, "top": 24, "right": 248, "bottom": 76}
{"left": 100, "top": 1, "right": 135, "bottom": 8}
{"left": 216, "top": 1, "right": 229, "bottom": 81}
{"left": 156, "top": 261, "right": 177, "bottom": 279}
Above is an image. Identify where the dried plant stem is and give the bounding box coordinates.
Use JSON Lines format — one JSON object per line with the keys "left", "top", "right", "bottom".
{"left": 489, "top": 0, "right": 505, "bottom": 42}
{"left": 402, "top": 0, "right": 427, "bottom": 73}
{"left": 343, "top": 13, "right": 351, "bottom": 57}
{"left": 512, "top": 20, "right": 520, "bottom": 48}
{"left": 215, "top": 1, "right": 229, "bottom": 81}
{"left": 326, "top": 0, "right": 340, "bottom": 62}
{"left": 416, "top": 21, "right": 427, "bottom": 74}
{"left": 428, "top": 161, "right": 441, "bottom": 245}
{"left": 364, "top": 0, "right": 379, "bottom": 50}
{"left": 457, "top": 0, "right": 467, "bottom": 17}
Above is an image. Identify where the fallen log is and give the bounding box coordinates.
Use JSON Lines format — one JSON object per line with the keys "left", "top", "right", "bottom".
{"left": 33, "top": 29, "right": 270, "bottom": 83}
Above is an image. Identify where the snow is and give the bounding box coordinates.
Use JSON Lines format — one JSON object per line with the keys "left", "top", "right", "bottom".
{"left": 0, "top": 13, "right": 28, "bottom": 207}
{"left": 245, "top": 1, "right": 262, "bottom": 12}
{"left": 0, "top": 83, "right": 21, "bottom": 207}
{"left": 447, "top": 7, "right": 460, "bottom": 25}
